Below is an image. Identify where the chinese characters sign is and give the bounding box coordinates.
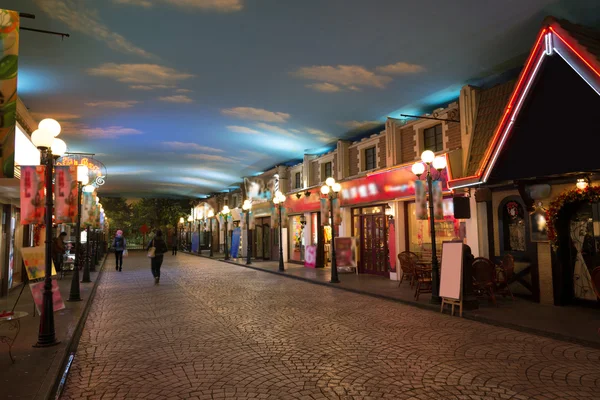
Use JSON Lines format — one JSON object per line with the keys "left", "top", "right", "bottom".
{"left": 20, "top": 166, "right": 45, "bottom": 225}
{"left": 55, "top": 166, "right": 78, "bottom": 224}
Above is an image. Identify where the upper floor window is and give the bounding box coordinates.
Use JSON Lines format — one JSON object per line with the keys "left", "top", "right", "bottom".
{"left": 294, "top": 172, "right": 301, "bottom": 189}
{"left": 424, "top": 124, "right": 443, "bottom": 152}
{"left": 364, "top": 147, "right": 376, "bottom": 171}
{"left": 322, "top": 162, "right": 332, "bottom": 181}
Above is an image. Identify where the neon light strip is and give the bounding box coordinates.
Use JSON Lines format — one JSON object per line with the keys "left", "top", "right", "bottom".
{"left": 551, "top": 27, "right": 600, "bottom": 79}
{"left": 554, "top": 47, "right": 600, "bottom": 96}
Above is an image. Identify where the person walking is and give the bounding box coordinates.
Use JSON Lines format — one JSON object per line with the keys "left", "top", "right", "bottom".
{"left": 113, "top": 230, "right": 127, "bottom": 271}
{"left": 171, "top": 230, "right": 178, "bottom": 256}
{"left": 148, "top": 229, "right": 168, "bottom": 284}
{"left": 52, "top": 232, "right": 67, "bottom": 272}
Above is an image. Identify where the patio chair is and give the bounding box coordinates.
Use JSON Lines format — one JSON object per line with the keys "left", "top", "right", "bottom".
{"left": 472, "top": 257, "right": 497, "bottom": 305}
{"left": 398, "top": 251, "right": 419, "bottom": 287}
{"left": 414, "top": 266, "right": 432, "bottom": 301}
{"left": 591, "top": 266, "right": 600, "bottom": 300}
{"left": 496, "top": 254, "right": 515, "bottom": 300}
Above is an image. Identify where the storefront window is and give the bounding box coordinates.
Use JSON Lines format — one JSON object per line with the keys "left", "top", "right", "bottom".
{"left": 290, "top": 215, "right": 305, "bottom": 261}
{"left": 408, "top": 199, "right": 466, "bottom": 259}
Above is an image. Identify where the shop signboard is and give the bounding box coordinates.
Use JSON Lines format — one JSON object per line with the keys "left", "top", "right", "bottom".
{"left": 304, "top": 245, "right": 317, "bottom": 268}
{"left": 285, "top": 163, "right": 450, "bottom": 213}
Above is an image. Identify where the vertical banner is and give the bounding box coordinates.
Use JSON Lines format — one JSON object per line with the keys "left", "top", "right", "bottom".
{"left": 415, "top": 180, "right": 427, "bottom": 220}
{"left": 20, "top": 166, "right": 46, "bottom": 224}
{"left": 81, "top": 192, "right": 94, "bottom": 226}
{"left": 304, "top": 245, "right": 316, "bottom": 268}
{"left": 332, "top": 198, "right": 341, "bottom": 226}
{"left": 320, "top": 198, "right": 330, "bottom": 226}
{"left": 55, "top": 166, "right": 78, "bottom": 224}
{"left": 0, "top": 10, "right": 19, "bottom": 178}
{"left": 432, "top": 180, "right": 443, "bottom": 220}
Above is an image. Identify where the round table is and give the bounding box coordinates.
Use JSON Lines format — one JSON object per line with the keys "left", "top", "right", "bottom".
{"left": 0, "top": 311, "right": 28, "bottom": 363}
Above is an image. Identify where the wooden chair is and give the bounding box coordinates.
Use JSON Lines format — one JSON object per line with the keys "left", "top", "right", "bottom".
{"left": 398, "top": 251, "right": 419, "bottom": 287}
{"left": 472, "top": 257, "right": 497, "bottom": 305}
{"left": 496, "top": 254, "right": 515, "bottom": 300}
{"left": 414, "top": 266, "right": 433, "bottom": 301}
{"left": 591, "top": 266, "right": 600, "bottom": 300}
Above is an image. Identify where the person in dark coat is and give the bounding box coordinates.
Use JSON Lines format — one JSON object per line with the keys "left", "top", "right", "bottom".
{"left": 113, "top": 230, "right": 127, "bottom": 271}
{"left": 147, "top": 229, "right": 169, "bottom": 285}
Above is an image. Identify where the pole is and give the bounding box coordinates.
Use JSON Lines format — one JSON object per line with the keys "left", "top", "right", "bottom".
{"left": 223, "top": 217, "right": 229, "bottom": 260}
{"left": 329, "top": 195, "right": 340, "bottom": 283}
{"left": 209, "top": 219, "right": 213, "bottom": 257}
{"left": 82, "top": 226, "right": 91, "bottom": 283}
{"left": 277, "top": 205, "right": 284, "bottom": 271}
{"left": 67, "top": 183, "right": 82, "bottom": 302}
{"left": 246, "top": 211, "right": 252, "bottom": 265}
{"left": 34, "top": 149, "right": 59, "bottom": 347}
{"left": 90, "top": 229, "right": 96, "bottom": 271}
{"left": 427, "top": 169, "right": 441, "bottom": 303}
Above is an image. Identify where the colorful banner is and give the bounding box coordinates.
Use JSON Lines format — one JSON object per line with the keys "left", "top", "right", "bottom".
{"left": 320, "top": 198, "right": 330, "bottom": 226}
{"left": 81, "top": 192, "right": 95, "bottom": 226}
{"left": 332, "top": 198, "right": 341, "bottom": 226}
{"left": 271, "top": 206, "right": 287, "bottom": 229}
{"left": 20, "top": 166, "right": 46, "bottom": 225}
{"left": 414, "top": 180, "right": 427, "bottom": 220}
{"left": 55, "top": 166, "right": 78, "bottom": 224}
{"left": 305, "top": 245, "right": 316, "bottom": 268}
{"left": 21, "top": 246, "right": 57, "bottom": 280}
{"left": 432, "top": 180, "right": 444, "bottom": 220}
{"left": 0, "top": 10, "right": 19, "bottom": 178}
{"left": 334, "top": 237, "right": 357, "bottom": 268}
{"left": 30, "top": 279, "right": 65, "bottom": 314}
{"left": 244, "top": 176, "right": 277, "bottom": 203}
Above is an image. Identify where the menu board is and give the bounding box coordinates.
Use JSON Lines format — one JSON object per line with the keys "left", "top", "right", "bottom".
{"left": 439, "top": 242, "right": 463, "bottom": 301}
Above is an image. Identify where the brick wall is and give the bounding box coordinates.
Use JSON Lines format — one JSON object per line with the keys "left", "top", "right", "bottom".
{"left": 379, "top": 135, "right": 387, "bottom": 168}
{"left": 311, "top": 160, "right": 319, "bottom": 186}
{"left": 446, "top": 121, "right": 461, "bottom": 150}
{"left": 401, "top": 126, "right": 416, "bottom": 162}
{"left": 349, "top": 147, "right": 359, "bottom": 176}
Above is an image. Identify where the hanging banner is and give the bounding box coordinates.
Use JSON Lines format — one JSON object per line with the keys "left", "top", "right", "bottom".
{"left": 271, "top": 206, "right": 287, "bottom": 229}
{"left": 55, "top": 166, "right": 77, "bottom": 224}
{"left": 20, "top": 166, "right": 46, "bottom": 225}
{"left": 81, "top": 192, "right": 95, "bottom": 226}
{"left": 415, "top": 180, "right": 427, "bottom": 220}
{"left": 320, "top": 198, "right": 330, "bottom": 226}
{"left": 332, "top": 198, "right": 341, "bottom": 226}
{"left": 432, "top": 180, "right": 444, "bottom": 220}
{"left": 0, "top": 10, "right": 19, "bottom": 178}
{"left": 240, "top": 212, "right": 246, "bottom": 229}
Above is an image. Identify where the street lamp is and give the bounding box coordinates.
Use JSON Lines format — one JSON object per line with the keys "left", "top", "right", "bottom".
{"left": 81, "top": 184, "right": 95, "bottom": 282}
{"left": 187, "top": 215, "right": 193, "bottom": 252}
{"left": 221, "top": 206, "right": 231, "bottom": 260}
{"left": 321, "top": 177, "right": 342, "bottom": 283}
{"left": 31, "top": 119, "right": 64, "bottom": 348}
{"left": 412, "top": 150, "right": 447, "bottom": 304}
{"left": 178, "top": 217, "right": 184, "bottom": 253}
{"left": 272, "top": 191, "right": 286, "bottom": 272}
{"left": 207, "top": 210, "right": 214, "bottom": 257}
{"left": 68, "top": 165, "right": 89, "bottom": 301}
{"left": 242, "top": 200, "right": 252, "bottom": 265}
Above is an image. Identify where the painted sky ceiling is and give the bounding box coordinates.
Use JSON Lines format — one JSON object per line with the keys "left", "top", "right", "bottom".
{"left": 5, "top": 0, "right": 600, "bottom": 198}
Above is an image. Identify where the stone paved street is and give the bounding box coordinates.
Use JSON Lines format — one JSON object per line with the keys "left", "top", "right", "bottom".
{"left": 61, "top": 253, "right": 600, "bottom": 400}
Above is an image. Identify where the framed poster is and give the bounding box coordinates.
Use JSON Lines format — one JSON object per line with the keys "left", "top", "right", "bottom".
{"left": 530, "top": 204, "right": 549, "bottom": 242}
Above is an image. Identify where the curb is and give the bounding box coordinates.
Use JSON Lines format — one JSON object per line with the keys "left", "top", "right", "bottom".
{"left": 215, "top": 258, "right": 600, "bottom": 350}
{"left": 47, "top": 254, "right": 108, "bottom": 400}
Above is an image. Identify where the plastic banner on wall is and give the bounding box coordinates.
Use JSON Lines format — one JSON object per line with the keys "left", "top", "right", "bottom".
{"left": 432, "top": 180, "right": 443, "bottom": 220}
{"left": 332, "top": 198, "right": 341, "bottom": 226}
{"left": 55, "top": 166, "right": 78, "bottom": 224}
{"left": 0, "top": 10, "right": 19, "bottom": 178}
{"left": 414, "top": 180, "right": 427, "bottom": 220}
{"left": 305, "top": 245, "right": 316, "bottom": 268}
{"left": 20, "top": 166, "right": 46, "bottom": 225}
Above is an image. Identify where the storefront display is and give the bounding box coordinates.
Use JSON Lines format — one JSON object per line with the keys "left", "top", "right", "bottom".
{"left": 289, "top": 215, "right": 305, "bottom": 262}
{"left": 408, "top": 198, "right": 465, "bottom": 260}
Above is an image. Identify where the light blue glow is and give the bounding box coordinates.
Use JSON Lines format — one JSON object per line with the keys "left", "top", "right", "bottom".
{"left": 17, "top": 69, "right": 61, "bottom": 95}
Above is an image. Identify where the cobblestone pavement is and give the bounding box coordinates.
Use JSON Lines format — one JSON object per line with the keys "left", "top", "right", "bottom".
{"left": 62, "top": 253, "right": 600, "bottom": 400}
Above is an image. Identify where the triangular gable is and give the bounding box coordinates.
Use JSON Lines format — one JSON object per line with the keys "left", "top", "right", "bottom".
{"left": 449, "top": 17, "right": 600, "bottom": 189}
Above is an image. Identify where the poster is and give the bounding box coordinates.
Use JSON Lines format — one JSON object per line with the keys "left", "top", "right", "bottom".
{"left": 20, "top": 166, "right": 46, "bottom": 225}
{"left": 305, "top": 245, "right": 316, "bottom": 268}
{"left": 415, "top": 180, "right": 427, "bottom": 220}
{"left": 334, "top": 237, "right": 357, "bottom": 268}
{"left": 55, "top": 166, "right": 78, "bottom": 224}
{"left": 231, "top": 227, "right": 241, "bottom": 258}
{"left": 21, "top": 246, "right": 57, "bottom": 280}
{"left": 432, "top": 180, "right": 443, "bottom": 220}
{"left": 0, "top": 9, "right": 19, "bottom": 178}
{"left": 29, "top": 279, "right": 65, "bottom": 314}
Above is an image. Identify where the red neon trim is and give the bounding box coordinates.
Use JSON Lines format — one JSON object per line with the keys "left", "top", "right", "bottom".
{"left": 550, "top": 27, "right": 600, "bottom": 79}
{"left": 475, "top": 28, "right": 547, "bottom": 177}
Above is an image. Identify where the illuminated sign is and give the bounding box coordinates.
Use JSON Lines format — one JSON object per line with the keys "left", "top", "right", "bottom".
{"left": 56, "top": 155, "right": 107, "bottom": 188}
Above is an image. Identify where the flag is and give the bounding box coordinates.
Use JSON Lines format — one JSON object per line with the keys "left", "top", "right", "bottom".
{"left": 20, "top": 166, "right": 45, "bottom": 224}
{"left": 415, "top": 180, "right": 427, "bottom": 220}
{"left": 55, "top": 166, "right": 78, "bottom": 224}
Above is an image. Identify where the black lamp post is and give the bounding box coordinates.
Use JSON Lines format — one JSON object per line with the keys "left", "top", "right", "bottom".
{"left": 221, "top": 206, "right": 231, "bottom": 260}
{"left": 187, "top": 215, "right": 193, "bottom": 252}
{"left": 31, "top": 119, "right": 64, "bottom": 347}
{"left": 178, "top": 217, "right": 184, "bottom": 253}
{"left": 272, "top": 191, "right": 286, "bottom": 272}
{"left": 68, "top": 166, "right": 88, "bottom": 302}
{"left": 208, "top": 210, "right": 214, "bottom": 257}
{"left": 321, "top": 178, "right": 341, "bottom": 284}
{"left": 242, "top": 200, "right": 252, "bottom": 265}
{"left": 412, "top": 150, "right": 447, "bottom": 304}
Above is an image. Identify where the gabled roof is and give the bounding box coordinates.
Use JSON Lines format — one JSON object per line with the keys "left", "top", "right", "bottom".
{"left": 449, "top": 16, "right": 600, "bottom": 189}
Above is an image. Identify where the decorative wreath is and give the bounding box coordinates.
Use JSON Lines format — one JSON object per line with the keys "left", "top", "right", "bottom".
{"left": 546, "top": 185, "right": 600, "bottom": 247}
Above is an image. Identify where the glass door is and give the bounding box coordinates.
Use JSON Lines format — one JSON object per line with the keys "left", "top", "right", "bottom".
{"left": 356, "top": 206, "right": 389, "bottom": 276}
